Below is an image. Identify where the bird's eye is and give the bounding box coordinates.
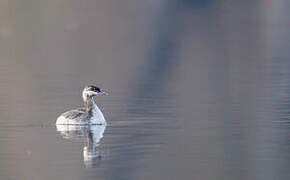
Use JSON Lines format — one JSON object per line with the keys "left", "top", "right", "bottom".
{"left": 93, "top": 89, "right": 97, "bottom": 92}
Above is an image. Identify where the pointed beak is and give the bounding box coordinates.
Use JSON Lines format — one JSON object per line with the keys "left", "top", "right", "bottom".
{"left": 99, "top": 91, "right": 108, "bottom": 95}
{"left": 95, "top": 91, "right": 108, "bottom": 96}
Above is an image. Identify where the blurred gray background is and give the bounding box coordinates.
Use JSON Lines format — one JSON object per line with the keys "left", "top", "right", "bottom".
{"left": 0, "top": 0, "right": 290, "bottom": 180}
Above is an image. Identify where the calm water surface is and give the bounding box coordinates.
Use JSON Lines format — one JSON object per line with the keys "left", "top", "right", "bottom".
{"left": 1, "top": 0, "right": 290, "bottom": 179}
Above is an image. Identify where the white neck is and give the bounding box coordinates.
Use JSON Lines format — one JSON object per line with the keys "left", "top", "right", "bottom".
{"left": 82, "top": 92, "right": 106, "bottom": 124}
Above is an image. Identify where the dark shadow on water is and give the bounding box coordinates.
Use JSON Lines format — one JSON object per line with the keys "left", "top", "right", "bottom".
{"left": 269, "top": 59, "right": 290, "bottom": 177}
{"left": 105, "top": 1, "right": 214, "bottom": 179}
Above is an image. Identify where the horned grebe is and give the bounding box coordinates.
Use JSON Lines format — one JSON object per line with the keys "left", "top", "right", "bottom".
{"left": 56, "top": 85, "right": 107, "bottom": 125}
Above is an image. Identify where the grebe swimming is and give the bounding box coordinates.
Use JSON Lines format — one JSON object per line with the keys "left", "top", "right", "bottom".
{"left": 56, "top": 85, "right": 107, "bottom": 125}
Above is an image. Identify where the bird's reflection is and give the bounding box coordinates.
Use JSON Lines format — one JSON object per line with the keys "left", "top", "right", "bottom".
{"left": 56, "top": 124, "right": 106, "bottom": 168}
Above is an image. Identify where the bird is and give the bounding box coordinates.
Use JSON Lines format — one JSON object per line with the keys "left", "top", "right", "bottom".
{"left": 56, "top": 85, "right": 107, "bottom": 125}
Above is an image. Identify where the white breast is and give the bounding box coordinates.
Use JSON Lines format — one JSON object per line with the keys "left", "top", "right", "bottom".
{"left": 90, "top": 105, "right": 106, "bottom": 125}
